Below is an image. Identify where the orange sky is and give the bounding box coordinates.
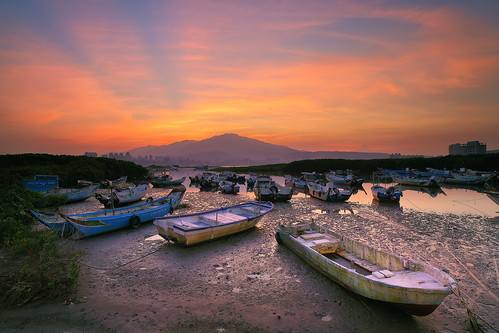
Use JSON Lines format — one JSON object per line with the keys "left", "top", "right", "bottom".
{"left": 1, "top": 1, "right": 498, "bottom": 156}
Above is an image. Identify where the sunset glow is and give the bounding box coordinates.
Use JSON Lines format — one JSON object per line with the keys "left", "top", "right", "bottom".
{"left": 1, "top": 1, "right": 498, "bottom": 156}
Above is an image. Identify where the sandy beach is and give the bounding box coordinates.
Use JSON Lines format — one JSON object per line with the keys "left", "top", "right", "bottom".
{"left": 1, "top": 189, "right": 498, "bottom": 332}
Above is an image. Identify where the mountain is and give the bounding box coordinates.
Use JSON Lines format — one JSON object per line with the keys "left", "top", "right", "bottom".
{"left": 127, "top": 133, "right": 390, "bottom": 166}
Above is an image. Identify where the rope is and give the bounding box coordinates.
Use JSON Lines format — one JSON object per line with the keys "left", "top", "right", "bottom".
{"left": 451, "top": 199, "right": 488, "bottom": 216}
{"left": 78, "top": 244, "right": 167, "bottom": 271}
{"left": 449, "top": 283, "right": 497, "bottom": 333}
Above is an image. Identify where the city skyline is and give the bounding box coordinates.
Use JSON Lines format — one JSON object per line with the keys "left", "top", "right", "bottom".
{"left": 1, "top": 1, "right": 498, "bottom": 156}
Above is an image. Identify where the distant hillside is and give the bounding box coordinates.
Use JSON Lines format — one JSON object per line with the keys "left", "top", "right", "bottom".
{"left": 128, "top": 133, "right": 389, "bottom": 166}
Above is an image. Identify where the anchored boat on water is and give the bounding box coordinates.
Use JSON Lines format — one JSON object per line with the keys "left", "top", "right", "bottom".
{"left": 275, "top": 222, "right": 455, "bottom": 316}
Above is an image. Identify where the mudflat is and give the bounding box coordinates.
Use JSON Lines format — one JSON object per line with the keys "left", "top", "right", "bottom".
{"left": 1, "top": 190, "right": 497, "bottom": 332}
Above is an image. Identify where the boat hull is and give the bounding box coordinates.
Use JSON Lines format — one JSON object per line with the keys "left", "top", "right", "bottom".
{"left": 154, "top": 202, "right": 274, "bottom": 246}
{"left": 276, "top": 224, "right": 454, "bottom": 316}
{"left": 61, "top": 187, "right": 186, "bottom": 238}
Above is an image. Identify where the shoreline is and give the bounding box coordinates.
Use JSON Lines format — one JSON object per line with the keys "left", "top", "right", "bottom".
{"left": 1, "top": 191, "right": 497, "bottom": 332}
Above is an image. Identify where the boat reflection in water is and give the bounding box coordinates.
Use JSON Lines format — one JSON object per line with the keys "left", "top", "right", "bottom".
{"left": 399, "top": 185, "right": 446, "bottom": 198}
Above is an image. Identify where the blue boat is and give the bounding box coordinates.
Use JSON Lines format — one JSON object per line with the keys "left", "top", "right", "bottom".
{"left": 23, "top": 175, "right": 59, "bottom": 191}
{"left": 31, "top": 187, "right": 186, "bottom": 238}
{"left": 371, "top": 185, "right": 402, "bottom": 202}
{"left": 61, "top": 187, "right": 186, "bottom": 238}
{"left": 44, "top": 183, "right": 100, "bottom": 203}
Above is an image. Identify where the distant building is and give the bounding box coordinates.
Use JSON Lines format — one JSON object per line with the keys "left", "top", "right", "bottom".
{"left": 449, "top": 141, "right": 486, "bottom": 155}
{"left": 84, "top": 152, "right": 98, "bottom": 157}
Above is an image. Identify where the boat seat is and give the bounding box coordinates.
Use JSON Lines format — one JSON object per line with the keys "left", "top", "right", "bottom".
{"left": 372, "top": 270, "right": 395, "bottom": 279}
{"left": 199, "top": 215, "right": 219, "bottom": 225}
{"left": 300, "top": 233, "right": 325, "bottom": 241}
{"left": 312, "top": 238, "right": 340, "bottom": 254}
{"left": 336, "top": 251, "right": 385, "bottom": 273}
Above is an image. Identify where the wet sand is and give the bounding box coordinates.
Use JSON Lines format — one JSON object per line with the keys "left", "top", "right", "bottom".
{"left": 1, "top": 189, "right": 498, "bottom": 332}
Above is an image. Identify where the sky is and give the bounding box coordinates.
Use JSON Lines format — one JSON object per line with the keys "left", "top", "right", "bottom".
{"left": 1, "top": 0, "right": 498, "bottom": 157}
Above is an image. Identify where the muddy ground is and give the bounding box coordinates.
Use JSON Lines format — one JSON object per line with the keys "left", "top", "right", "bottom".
{"left": 1, "top": 189, "right": 498, "bottom": 332}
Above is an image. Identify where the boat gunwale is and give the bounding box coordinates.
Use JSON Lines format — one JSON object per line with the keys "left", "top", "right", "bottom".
{"left": 277, "top": 224, "right": 454, "bottom": 298}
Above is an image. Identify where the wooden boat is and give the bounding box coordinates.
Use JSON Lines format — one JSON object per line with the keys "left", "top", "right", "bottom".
{"left": 284, "top": 175, "right": 307, "bottom": 190}
{"left": 154, "top": 201, "right": 274, "bottom": 246}
{"left": 23, "top": 175, "right": 59, "bottom": 191}
{"left": 43, "top": 183, "right": 100, "bottom": 203}
{"left": 29, "top": 209, "right": 75, "bottom": 234}
{"left": 307, "top": 182, "right": 352, "bottom": 202}
{"left": 57, "top": 187, "right": 186, "bottom": 238}
{"left": 95, "top": 183, "right": 150, "bottom": 207}
{"left": 447, "top": 171, "right": 489, "bottom": 185}
{"left": 324, "top": 171, "right": 363, "bottom": 187}
{"left": 275, "top": 223, "right": 455, "bottom": 316}
{"left": 390, "top": 172, "right": 442, "bottom": 187}
{"left": 254, "top": 176, "right": 293, "bottom": 202}
{"left": 371, "top": 184, "right": 402, "bottom": 202}
{"left": 151, "top": 176, "right": 186, "bottom": 187}
{"left": 218, "top": 180, "right": 240, "bottom": 194}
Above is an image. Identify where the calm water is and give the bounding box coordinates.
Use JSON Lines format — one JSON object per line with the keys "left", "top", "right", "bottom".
{"left": 171, "top": 168, "right": 498, "bottom": 218}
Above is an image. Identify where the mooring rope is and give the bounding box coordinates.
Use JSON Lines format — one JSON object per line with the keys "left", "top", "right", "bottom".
{"left": 78, "top": 244, "right": 167, "bottom": 271}
{"left": 449, "top": 283, "right": 497, "bottom": 333}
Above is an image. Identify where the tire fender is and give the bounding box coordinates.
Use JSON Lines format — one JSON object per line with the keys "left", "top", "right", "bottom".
{"left": 129, "top": 214, "right": 140, "bottom": 229}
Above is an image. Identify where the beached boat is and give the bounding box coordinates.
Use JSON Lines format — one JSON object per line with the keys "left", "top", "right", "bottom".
{"left": 43, "top": 183, "right": 100, "bottom": 203}
{"left": 371, "top": 184, "right": 402, "bottom": 202}
{"left": 154, "top": 201, "right": 274, "bottom": 246}
{"left": 57, "top": 187, "right": 186, "bottom": 238}
{"left": 390, "top": 172, "right": 442, "bottom": 187}
{"left": 95, "top": 183, "right": 150, "bottom": 208}
{"left": 218, "top": 180, "right": 240, "bottom": 194}
{"left": 324, "top": 171, "right": 364, "bottom": 187}
{"left": 275, "top": 223, "right": 455, "bottom": 316}
{"left": 284, "top": 175, "right": 307, "bottom": 190}
{"left": 254, "top": 176, "right": 293, "bottom": 202}
{"left": 151, "top": 176, "right": 186, "bottom": 187}
{"left": 23, "top": 175, "right": 59, "bottom": 191}
{"left": 307, "top": 182, "right": 352, "bottom": 202}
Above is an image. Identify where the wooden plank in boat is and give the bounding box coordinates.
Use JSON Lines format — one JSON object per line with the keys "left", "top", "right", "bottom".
{"left": 300, "top": 233, "right": 325, "bottom": 240}
{"left": 336, "top": 250, "right": 385, "bottom": 273}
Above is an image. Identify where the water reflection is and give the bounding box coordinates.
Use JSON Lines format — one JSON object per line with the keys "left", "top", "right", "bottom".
{"left": 169, "top": 168, "right": 497, "bottom": 218}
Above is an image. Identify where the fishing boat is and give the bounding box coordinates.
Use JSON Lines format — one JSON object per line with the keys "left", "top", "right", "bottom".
{"left": 275, "top": 222, "right": 455, "bottom": 316}
{"left": 254, "top": 176, "right": 293, "bottom": 202}
{"left": 447, "top": 170, "right": 489, "bottom": 185}
{"left": 218, "top": 180, "right": 240, "bottom": 194}
{"left": 23, "top": 175, "right": 59, "bottom": 191}
{"left": 284, "top": 175, "right": 307, "bottom": 190}
{"left": 151, "top": 176, "right": 186, "bottom": 187}
{"left": 95, "top": 183, "right": 150, "bottom": 208}
{"left": 324, "top": 171, "right": 364, "bottom": 187}
{"left": 389, "top": 172, "right": 442, "bottom": 187}
{"left": 307, "top": 182, "right": 352, "bottom": 202}
{"left": 43, "top": 183, "right": 100, "bottom": 203}
{"left": 371, "top": 184, "right": 402, "bottom": 202}
{"left": 56, "top": 187, "right": 186, "bottom": 238}
{"left": 154, "top": 201, "right": 274, "bottom": 246}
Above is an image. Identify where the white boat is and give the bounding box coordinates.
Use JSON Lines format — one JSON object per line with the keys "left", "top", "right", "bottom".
{"left": 275, "top": 222, "right": 455, "bottom": 316}
{"left": 324, "top": 171, "right": 363, "bottom": 187}
{"left": 307, "top": 182, "right": 352, "bottom": 202}
{"left": 390, "top": 172, "right": 442, "bottom": 187}
{"left": 154, "top": 201, "right": 274, "bottom": 246}
{"left": 95, "top": 183, "right": 150, "bottom": 207}
{"left": 254, "top": 176, "right": 293, "bottom": 202}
